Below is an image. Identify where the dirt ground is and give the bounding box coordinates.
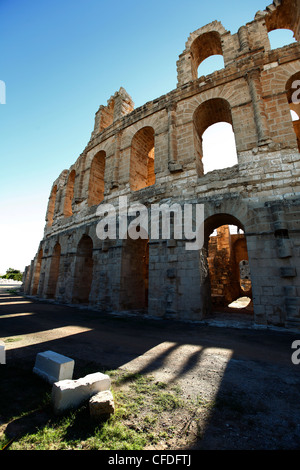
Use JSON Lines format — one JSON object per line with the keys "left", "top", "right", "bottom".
{"left": 1, "top": 284, "right": 300, "bottom": 450}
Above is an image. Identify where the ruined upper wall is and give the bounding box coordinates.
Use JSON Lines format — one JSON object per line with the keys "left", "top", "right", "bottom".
{"left": 43, "top": 0, "right": 300, "bottom": 236}
{"left": 176, "top": 0, "right": 299, "bottom": 87}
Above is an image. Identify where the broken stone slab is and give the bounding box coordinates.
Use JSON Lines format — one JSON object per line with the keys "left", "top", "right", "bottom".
{"left": 33, "top": 350, "right": 74, "bottom": 384}
{"left": 0, "top": 340, "right": 6, "bottom": 364}
{"left": 52, "top": 372, "right": 111, "bottom": 414}
{"left": 89, "top": 390, "right": 115, "bottom": 421}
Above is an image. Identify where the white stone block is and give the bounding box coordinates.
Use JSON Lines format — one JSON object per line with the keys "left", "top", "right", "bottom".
{"left": 0, "top": 340, "right": 6, "bottom": 364}
{"left": 52, "top": 372, "right": 111, "bottom": 414}
{"left": 33, "top": 350, "right": 74, "bottom": 384}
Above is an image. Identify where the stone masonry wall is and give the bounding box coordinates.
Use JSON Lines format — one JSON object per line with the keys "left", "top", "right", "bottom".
{"left": 23, "top": 0, "right": 300, "bottom": 329}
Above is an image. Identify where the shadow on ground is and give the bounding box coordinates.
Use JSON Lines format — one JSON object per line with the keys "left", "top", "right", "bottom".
{"left": 1, "top": 287, "right": 300, "bottom": 449}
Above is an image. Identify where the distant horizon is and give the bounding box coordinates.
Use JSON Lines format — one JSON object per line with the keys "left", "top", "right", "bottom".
{"left": 0, "top": 0, "right": 297, "bottom": 274}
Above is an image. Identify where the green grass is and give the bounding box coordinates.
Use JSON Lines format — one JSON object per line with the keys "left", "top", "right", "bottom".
{"left": 0, "top": 367, "right": 192, "bottom": 451}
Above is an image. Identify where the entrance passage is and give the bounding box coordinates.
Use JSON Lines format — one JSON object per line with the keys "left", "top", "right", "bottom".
{"left": 120, "top": 237, "right": 149, "bottom": 310}
{"left": 72, "top": 235, "right": 94, "bottom": 303}
{"left": 206, "top": 221, "right": 252, "bottom": 316}
{"left": 46, "top": 242, "right": 61, "bottom": 298}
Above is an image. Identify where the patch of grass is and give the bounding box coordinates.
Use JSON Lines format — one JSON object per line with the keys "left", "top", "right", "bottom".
{"left": 4, "top": 337, "right": 23, "bottom": 343}
{"left": 1, "top": 367, "right": 194, "bottom": 450}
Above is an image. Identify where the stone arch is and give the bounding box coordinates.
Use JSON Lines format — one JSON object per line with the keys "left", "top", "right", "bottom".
{"left": 204, "top": 213, "right": 253, "bottom": 314}
{"left": 46, "top": 184, "right": 57, "bottom": 227}
{"left": 130, "top": 126, "right": 155, "bottom": 191}
{"left": 46, "top": 242, "right": 61, "bottom": 298}
{"left": 31, "top": 248, "right": 43, "bottom": 296}
{"left": 72, "top": 234, "right": 94, "bottom": 304}
{"left": 190, "top": 31, "right": 224, "bottom": 80}
{"left": 177, "top": 21, "right": 231, "bottom": 86}
{"left": 88, "top": 150, "right": 106, "bottom": 206}
{"left": 63, "top": 169, "right": 76, "bottom": 217}
{"left": 264, "top": 0, "right": 300, "bottom": 41}
{"left": 193, "top": 98, "right": 238, "bottom": 175}
{"left": 268, "top": 28, "right": 297, "bottom": 49}
{"left": 120, "top": 235, "right": 149, "bottom": 310}
{"left": 204, "top": 213, "right": 245, "bottom": 250}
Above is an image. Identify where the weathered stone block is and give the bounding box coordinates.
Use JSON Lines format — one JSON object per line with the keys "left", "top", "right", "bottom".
{"left": 33, "top": 350, "right": 74, "bottom": 384}
{"left": 52, "top": 372, "right": 111, "bottom": 414}
{"left": 89, "top": 390, "right": 115, "bottom": 420}
{"left": 280, "top": 267, "right": 297, "bottom": 278}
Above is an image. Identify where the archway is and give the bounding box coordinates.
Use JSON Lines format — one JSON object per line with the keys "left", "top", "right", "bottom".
{"left": 190, "top": 31, "right": 224, "bottom": 80}
{"left": 204, "top": 214, "right": 253, "bottom": 319}
{"left": 193, "top": 98, "right": 238, "bottom": 175}
{"left": 63, "top": 170, "right": 75, "bottom": 217}
{"left": 88, "top": 151, "right": 106, "bottom": 206}
{"left": 202, "top": 122, "right": 238, "bottom": 174}
{"left": 72, "top": 235, "right": 94, "bottom": 304}
{"left": 120, "top": 236, "right": 149, "bottom": 310}
{"left": 268, "top": 28, "right": 297, "bottom": 49}
{"left": 46, "top": 242, "right": 61, "bottom": 298}
{"left": 130, "top": 127, "right": 155, "bottom": 191}
{"left": 265, "top": 0, "right": 300, "bottom": 42}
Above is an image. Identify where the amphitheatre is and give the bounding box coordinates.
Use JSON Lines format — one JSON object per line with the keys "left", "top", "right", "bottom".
{"left": 23, "top": 0, "right": 300, "bottom": 330}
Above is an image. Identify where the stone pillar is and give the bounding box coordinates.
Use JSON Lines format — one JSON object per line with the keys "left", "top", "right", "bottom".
{"left": 111, "top": 131, "right": 122, "bottom": 189}
{"left": 113, "top": 88, "right": 134, "bottom": 122}
{"left": 167, "top": 102, "right": 182, "bottom": 173}
{"left": 238, "top": 26, "right": 250, "bottom": 52}
{"left": 246, "top": 68, "right": 271, "bottom": 146}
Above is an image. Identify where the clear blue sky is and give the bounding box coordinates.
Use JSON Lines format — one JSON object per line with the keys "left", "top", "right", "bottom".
{"left": 0, "top": 0, "right": 296, "bottom": 274}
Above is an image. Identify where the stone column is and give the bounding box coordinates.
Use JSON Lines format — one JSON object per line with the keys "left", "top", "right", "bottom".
{"left": 167, "top": 102, "right": 182, "bottom": 173}
{"left": 111, "top": 131, "right": 122, "bottom": 189}
{"left": 246, "top": 68, "right": 271, "bottom": 146}
{"left": 238, "top": 26, "right": 250, "bottom": 52}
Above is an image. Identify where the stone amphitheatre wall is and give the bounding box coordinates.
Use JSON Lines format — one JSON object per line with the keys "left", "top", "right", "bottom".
{"left": 23, "top": 0, "right": 300, "bottom": 329}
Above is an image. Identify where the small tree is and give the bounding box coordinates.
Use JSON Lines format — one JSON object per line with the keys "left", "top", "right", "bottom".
{"left": 1, "top": 268, "right": 23, "bottom": 282}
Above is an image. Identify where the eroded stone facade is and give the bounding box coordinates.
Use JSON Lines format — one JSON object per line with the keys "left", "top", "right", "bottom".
{"left": 23, "top": 0, "right": 300, "bottom": 329}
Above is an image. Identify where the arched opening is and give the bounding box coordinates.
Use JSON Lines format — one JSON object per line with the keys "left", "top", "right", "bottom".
{"left": 265, "top": 0, "right": 300, "bottom": 43}
{"left": 63, "top": 170, "right": 76, "bottom": 217}
{"left": 286, "top": 72, "right": 300, "bottom": 152}
{"left": 88, "top": 151, "right": 106, "bottom": 206}
{"left": 197, "top": 55, "right": 225, "bottom": 78}
{"left": 202, "top": 122, "right": 238, "bottom": 174}
{"left": 190, "top": 31, "right": 224, "bottom": 80}
{"left": 47, "top": 185, "right": 57, "bottom": 227}
{"left": 120, "top": 236, "right": 149, "bottom": 310}
{"left": 32, "top": 248, "right": 43, "bottom": 296}
{"left": 72, "top": 235, "right": 93, "bottom": 304}
{"left": 46, "top": 242, "right": 61, "bottom": 299}
{"left": 204, "top": 215, "right": 253, "bottom": 320}
{"left": 130, "top": 127, "right": 155, "bottom": 191}
{"left": 193, "top": 98, "right": 238, "bottom": 175}
{"left": 268, "top": 28, "right": 297, "bottom": 49}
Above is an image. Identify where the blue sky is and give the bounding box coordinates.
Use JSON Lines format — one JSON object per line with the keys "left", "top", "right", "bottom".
{"left": 0, "top": 0, "right": 296, "bottom": 274}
